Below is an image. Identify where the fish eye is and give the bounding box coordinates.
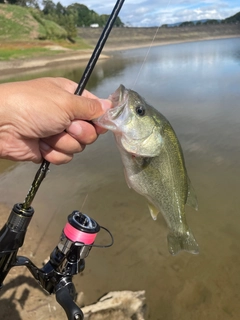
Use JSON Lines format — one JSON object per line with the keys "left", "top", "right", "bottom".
{"left": 135, "top": 104, "right": 145, "bottom": 116}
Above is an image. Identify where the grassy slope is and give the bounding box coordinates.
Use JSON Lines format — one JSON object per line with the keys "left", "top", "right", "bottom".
{"left": 0, "top": 4, "right": 66, "bottom": 41}
{"left": 0, "top": 4, "right": 37, "bottom": 40}
{"left": 0, "top": 4, "right": 91, "bottom": 60}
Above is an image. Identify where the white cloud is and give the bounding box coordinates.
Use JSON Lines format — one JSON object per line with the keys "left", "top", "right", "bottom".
{"left": 136, "top": 7, "right": 149, "bottom": 14}
{"left": 58, "top": 0, "right": 240, "bottom": 27}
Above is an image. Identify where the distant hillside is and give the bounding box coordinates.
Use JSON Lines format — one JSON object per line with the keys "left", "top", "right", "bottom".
{"left": 224, "top": 11, "right": 240, "bottom": 24}
{"left": 165, "top": 11, "right": 240, "bottom": 27}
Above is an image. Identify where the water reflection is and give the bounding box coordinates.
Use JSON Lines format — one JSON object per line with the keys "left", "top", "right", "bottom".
{"left": 0, "top": 37, "right": 240, "bottom": 319}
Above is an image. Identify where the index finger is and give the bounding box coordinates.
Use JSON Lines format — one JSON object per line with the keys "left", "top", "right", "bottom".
{"left": 52, "top": 78, "right": 99, "bottom": 99}
{"left": 81, "top": 89, "right": 98, "bottom": 99}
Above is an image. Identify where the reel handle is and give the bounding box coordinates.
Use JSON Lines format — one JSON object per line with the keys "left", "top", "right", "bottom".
{"left": 56, "top": 279, "right": 83, "bottom": 320}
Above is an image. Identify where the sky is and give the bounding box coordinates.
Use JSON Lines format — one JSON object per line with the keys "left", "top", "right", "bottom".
{"left": 59, "top": 0, "right": 240, "bottom": 27}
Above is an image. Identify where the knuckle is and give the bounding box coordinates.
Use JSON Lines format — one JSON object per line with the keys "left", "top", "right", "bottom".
{"left": 79, "top": 144, "right": 86, "bottom": 152}
{"left": 56, "top": 155, "right": 73, "bottom": 165}
{"left": 43, "top": 152, "right": 73, "bottom": 165}
{"left": 73, "top": 143, "right": 84, "bottom": 153}
{"left": 87, "top": 100, "right": 100, "bottom": 119}
{"left": 86, "top": 133, "right": 98, "bottom": 145}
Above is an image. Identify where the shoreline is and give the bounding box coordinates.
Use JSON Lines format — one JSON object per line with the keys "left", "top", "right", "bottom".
{"left": 0, "top": 51, "right": 109, "bottom": 81}
{"left": 0, "top": 34, "right": 239, "bottom": 81}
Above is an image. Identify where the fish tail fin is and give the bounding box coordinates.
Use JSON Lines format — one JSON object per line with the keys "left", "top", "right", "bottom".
{"left": 167, "top": 230, "right": 199, "bottom": 255}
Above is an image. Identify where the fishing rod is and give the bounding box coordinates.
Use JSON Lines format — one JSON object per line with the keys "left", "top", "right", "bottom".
{"left": 23, "top": 0, "right": 125, "bottom": 210}
{"left": 0, "top": 1, "right": 125, "bottom": 319}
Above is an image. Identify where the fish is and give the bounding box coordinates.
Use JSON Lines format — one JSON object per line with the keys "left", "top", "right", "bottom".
{"left": 94, "top": 85, "right": 199, "bottom": 255}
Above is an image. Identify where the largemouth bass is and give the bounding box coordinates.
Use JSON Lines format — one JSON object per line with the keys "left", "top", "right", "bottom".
{"left": 94, "top": 85, "right": 199, "bottom": 255}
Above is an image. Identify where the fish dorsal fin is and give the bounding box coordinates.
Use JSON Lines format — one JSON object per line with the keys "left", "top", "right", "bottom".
{"left": 147, "top": 201, "right": 160, "bottom": 220}
{"left": 186, "top": 177, "right": 198, "bottom": 211}
{"left": 121, "top": 126, "right": 162, "bottom": 157}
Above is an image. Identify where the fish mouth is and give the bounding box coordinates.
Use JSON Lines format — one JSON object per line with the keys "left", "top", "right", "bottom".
{"left": 109, "top": 84, "right": 127, "bottom": 108}
{"left": 93, "top": 85, "right": 129, "bottom": 131}
{"left": 107, "top": 84, "right": 128, "bottom": 120}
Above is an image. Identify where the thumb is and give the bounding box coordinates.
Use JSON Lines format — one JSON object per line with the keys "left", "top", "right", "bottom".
{"left": 67, "top": 94, "right": 112, "bottom": 121}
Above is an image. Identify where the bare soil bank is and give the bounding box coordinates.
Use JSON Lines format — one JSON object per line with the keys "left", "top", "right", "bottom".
{"left": 78, "top": 24, "right": 240, "bottom": 49}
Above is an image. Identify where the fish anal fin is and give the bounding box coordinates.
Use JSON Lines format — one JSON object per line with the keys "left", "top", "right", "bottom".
{"left": 186, "top": 177, "right": 198, "bottom": 211}
{"left": 147, "top": 202, "right": 159, "bottom": 220}
{"left": 167, "top": 231, "right": 199, "bottom": 255}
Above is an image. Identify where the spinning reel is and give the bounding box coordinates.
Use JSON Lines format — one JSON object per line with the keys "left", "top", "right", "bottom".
{"left": 0, "top": 205, "right": 112, "bottom": 320}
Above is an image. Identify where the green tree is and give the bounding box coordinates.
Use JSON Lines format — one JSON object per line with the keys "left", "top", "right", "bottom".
{"left": 42, "top": 1, "right": 78, "bottom": 41}
{"left": 114, "top": 16, "right": 124, "bottom": 27}
{"left": 42, "top": 0, "right": 56, "bottom": 15}
{"left": 55, "top": 1, "right": 66, "bottom": 15}
{"left": 204, "top": 19, "right": 220, "bottom": 25}
{"left": 6, "top": 0, "right": 19, "bottom": 4}
{"left": 62, "top": 14, "right": 77, "bottom": 41}
{"left": 179, "top": 21, "right": 194, "bottom": 27}
{"left": 66, "top": 3, "right": 124, "bottom": 27}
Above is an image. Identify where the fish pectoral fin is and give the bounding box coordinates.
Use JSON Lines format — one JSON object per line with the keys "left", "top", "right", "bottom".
{"left": 123, "top": 168, "right": 132, "bottom": 189}
{"left": 147, "top": 202, "right": 159, "bottom": 220}
{"left": 167, "top": 230, "right": 199, "bottom": 255}
{"left": 186, "top": 177, "right": 198, "bottom": 211}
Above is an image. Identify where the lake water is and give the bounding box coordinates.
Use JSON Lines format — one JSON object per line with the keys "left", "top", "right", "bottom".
{"left": 1, "top": 37, "right": 240, "bottom": 319}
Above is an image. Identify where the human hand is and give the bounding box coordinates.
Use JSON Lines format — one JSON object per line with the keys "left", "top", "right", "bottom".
{"left": 0, "top": 77, "right": 112, "bottom": 164}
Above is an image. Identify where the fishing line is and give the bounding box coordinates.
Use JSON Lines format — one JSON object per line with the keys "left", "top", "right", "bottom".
{"left": 80, "top": 193, "right": 89, "bottom": 211}
{"left": 32, "top": 194, "right": 88, "bottom": 259}
{"left": 31, "top": 206, "right": 60, "bottom": 258}
{"left": 131, "top": 27, "right": 161, "bottom": 89}
{"left": 85, "top": 225, "right": 114, "bottom": 248}
{"left": 131, "top": 0, "right": 172, "bottom": 89}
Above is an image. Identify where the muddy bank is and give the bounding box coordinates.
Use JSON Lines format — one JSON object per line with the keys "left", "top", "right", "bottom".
{"left": 0, "top": 50, "right": 109, "bottom": 81}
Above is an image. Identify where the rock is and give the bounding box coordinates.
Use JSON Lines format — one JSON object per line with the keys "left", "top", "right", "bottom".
{"left": 82, "top": 290, "right": 146, "bottom": 320}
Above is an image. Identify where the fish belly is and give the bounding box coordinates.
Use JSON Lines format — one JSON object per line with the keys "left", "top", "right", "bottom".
{"left": 120, "top": 149, "right": 199, "bottom": 255}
